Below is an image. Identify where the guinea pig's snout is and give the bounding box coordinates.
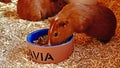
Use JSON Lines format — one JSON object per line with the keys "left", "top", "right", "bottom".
{"left": 54, "top": 32, "right": 58, "bottom": 37}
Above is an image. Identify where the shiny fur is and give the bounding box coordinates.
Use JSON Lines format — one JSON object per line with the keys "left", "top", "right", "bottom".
{"left": 48, "top": 3, "right": 116, "bottom": 45}
{"left": 17, "top": 0, "right": 66, "bottom": 21}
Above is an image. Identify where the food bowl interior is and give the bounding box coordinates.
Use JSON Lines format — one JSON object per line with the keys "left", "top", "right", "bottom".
{"left": 27, "top": 28, "right": 48, "bottom": 43}
{"left": 27, "top": 28, "right": 73, "bottom": 46}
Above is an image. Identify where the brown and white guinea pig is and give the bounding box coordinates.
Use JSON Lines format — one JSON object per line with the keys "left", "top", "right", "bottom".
{"left": 17, "top": 0, "right": 66, "bottom": 21}
{"left": 0, "top": 0, "right": 11, "bottom": 3}
{"left": 48, "top": 3, "right": 117, "bottom": 45}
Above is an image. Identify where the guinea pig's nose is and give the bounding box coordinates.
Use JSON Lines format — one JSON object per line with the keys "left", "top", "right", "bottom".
{"left": 54, "top": 32, "right": 58, "bottom": 37}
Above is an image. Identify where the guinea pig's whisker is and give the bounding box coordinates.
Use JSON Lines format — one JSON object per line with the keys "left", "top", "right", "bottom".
{"left": 48, "top": 22, "right": 56, "bottom": 46}
{"left": 48, "top": 39, "right": 51, "bottom": 46}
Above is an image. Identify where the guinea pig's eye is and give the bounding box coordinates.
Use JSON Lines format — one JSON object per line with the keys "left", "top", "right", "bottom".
{"left": 54, "top": 32, "right": 58, "bottom": 37}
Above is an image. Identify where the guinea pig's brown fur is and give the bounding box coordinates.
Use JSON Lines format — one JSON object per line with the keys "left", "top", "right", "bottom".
{"left": 64, "top": 0, "right": 97, "bottom": 5}
{"left": 17, "top": 0, "right": 66, "bottom": 21}
{"left": 0, "top": 0, "right": 11, "bottom": 3}
{"left": 48, "top": 3, "right": 116, "bottom": 45}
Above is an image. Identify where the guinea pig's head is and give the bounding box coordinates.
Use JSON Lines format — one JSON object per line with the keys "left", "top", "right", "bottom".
{"left": 48, "top": 16, "right": 73, "bottom": 45}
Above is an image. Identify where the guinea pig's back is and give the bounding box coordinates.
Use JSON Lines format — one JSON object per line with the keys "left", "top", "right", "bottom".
{"left": 85, "top": 5, "right": 117, "bottom": 42}
{"left": 17, "top": 0, "right": 42, "bottom": 21}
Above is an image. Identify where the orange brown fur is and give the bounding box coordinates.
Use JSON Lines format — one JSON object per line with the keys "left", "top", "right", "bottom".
{"left": 0, "top": 0, "right": 11, "bottom": 3}
{"left": 48, "top": 3, "right": 116, "bottom": 45}
{"left": 17, "top": 0, "right": 66, "bottom": 21}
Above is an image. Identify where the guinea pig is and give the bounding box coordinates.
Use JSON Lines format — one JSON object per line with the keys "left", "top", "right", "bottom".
{"left": 17, "top": 0, "right": 66, "bottom": 21}
{"left": 0, "top": 0, "right": 11, "bottom": 3}
{"left": 48, "top": 3, "right": 116, "bottom": 45}
{"left": 64, "top": 0, "right": 97, "bottom": 5}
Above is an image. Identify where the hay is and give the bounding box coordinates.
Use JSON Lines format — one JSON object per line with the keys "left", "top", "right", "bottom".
{"left": 0, "top": 0, "right": 120, "bottom": 68}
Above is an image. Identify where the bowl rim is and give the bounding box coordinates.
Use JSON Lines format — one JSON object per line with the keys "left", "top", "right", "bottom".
{"left": 26, "top": 28, "right": 74, "bottom": 48}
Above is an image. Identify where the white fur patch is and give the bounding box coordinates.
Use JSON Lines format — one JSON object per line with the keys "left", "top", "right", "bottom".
{"left": 48, "top": 16, "right": 59, "bottom": 45}
{"left": 48, "top": 39, "right": 51, "bottom": 46}
{"left": 55, "top": 16, "right": 59, "bottom": 21}
{"left": 48, "top": 25, "right": 54, "bottom": 46}
{"left": 50, "top": 16, "right": 59, "bottom": 33}
{"left": 49, "top": 24, "right": 54, "bottom": 34}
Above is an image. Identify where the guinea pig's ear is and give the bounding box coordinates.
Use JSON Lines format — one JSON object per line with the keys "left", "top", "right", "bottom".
{"left": 48, "top": 17, "right": 55, "bottom": 25}
{"left": 59, "top": 20, "right": 68, "bottom": 28}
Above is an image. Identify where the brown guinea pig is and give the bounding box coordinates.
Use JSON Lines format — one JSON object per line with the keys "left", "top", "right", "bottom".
{"left": 17, "top": 0, "right": 66, "bottom": 21}
{"left": 0, "top": 0, "right": 11, "bottom": 3}
{"left": 48, "top": 3, "right": 117, "bottom": 45}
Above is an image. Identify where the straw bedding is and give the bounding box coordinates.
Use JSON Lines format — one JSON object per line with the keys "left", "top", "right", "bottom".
{"left": 0, "top": 0, "right": 120, "bottom": 68}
